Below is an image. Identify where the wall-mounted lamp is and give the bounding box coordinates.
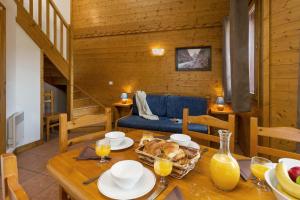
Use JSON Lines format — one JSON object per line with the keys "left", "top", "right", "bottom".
{"left": 216, "top": 96, "right": 225, "bottom": 111}
{"left": 152, "top": 48, "right": 165, "bottom": 56}
{"left": 120, "top": 93, "right": 128, "bottom": 104}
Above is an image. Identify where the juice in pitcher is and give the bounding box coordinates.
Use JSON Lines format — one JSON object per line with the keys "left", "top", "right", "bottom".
{"left": 210, "top": 130, "right": 240, "bottom": 191}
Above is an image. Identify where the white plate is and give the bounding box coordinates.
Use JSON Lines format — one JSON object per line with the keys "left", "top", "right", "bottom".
{"left": 98, "top": 167, "right": 156, "bottom": 200}
{"left": 99, "top": 137, "right": 134, "bottom": 151}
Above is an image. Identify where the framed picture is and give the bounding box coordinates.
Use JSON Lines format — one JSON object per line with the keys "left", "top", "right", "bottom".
{"left": 175, "top": 46, "right": 212, "bottom": 71}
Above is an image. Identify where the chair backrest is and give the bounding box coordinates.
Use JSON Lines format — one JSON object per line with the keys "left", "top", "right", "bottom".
{"left": 250, "top": 117, "right": 300, "bottom": 159}
{"left": 1, "top": 154, "right": 29, "bottom": 200}
{"left": 44, "top": 90, "right": 54, "bottom": 114}
{"left": 59, "top": 107, "right": 112, "bottom": 153}
{"left": 183, "top": 108, "right": 235, "bottom": 152}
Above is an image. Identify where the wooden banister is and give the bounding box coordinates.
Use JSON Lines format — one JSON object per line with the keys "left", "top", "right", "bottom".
{"left": 46, "top": 0, "right": 50, "bottom": 37}
{"left": 60, "top": 21, "right": 64, "bottom": 54}
{"left": 54, "top": 12, "right": 57, "bottom": 48}
{"left": 14, "top": 0, "right": 71, "bottom": 63}
{"left": 38, "top": 0, "right": 42, "bottom": 27}
{"left": 29, "top": 0, "right": 33, "bottom": 17}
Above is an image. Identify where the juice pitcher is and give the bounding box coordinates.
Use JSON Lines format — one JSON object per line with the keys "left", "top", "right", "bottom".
{"left": 210, "top": 130, "right": 240, "bottom": 191}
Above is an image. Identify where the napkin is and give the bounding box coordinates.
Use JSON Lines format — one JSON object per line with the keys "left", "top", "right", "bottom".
{"left": 75, "top": 146, "right": 111, "bottom": 161}
{"left": 165, "top": 186, "right": 184, "bottom": 200}
{"left": 237, "top": 159, "right": 252, "bottom": 181}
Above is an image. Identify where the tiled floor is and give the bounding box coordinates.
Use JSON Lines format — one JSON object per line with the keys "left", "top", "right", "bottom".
{"left": 0, "top": 129, "right": 94, "bottom": 200}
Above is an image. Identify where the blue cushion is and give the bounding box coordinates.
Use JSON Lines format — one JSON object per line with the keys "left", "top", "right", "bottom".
{"left": 132, "top": 94, "right": 167, "bottom": 117}
{"left": 166, "top": 96, "right": 208, "bottom": 119}
{"left": 118, "top": 115, "right": 208, "bottom": 133}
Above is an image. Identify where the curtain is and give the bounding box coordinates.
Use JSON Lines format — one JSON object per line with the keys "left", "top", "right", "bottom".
{"left": 230, "top": 0, "right": 251, "bottom": 112}
{"left": 222, "top": 17, "right": 232, "bottom": 102}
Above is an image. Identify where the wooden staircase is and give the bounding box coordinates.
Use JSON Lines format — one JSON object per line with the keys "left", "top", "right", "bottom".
{"left": 14, "top": 0, "right": 105, "bottom": 119}
{"left": 15, "top": 0, "right": 71, "bottom": 79}
{"left": 73, "top": 86, "right": 105, "bottom": 119}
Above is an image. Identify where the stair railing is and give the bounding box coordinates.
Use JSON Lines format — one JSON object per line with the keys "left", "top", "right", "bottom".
{"left": 16, "top": 0, "right": 71, "bottom": 64}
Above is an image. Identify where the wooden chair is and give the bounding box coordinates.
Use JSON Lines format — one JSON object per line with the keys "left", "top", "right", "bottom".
{"left": 59, "top": 107, "right": 112, "bottom": 153}
{"left": 44, "top": 90, "right": 54, "bottom": 114}
{"left": 1, "top": 153, "right": 29, "bottom": 200}
{"left": 183, "top": 108, "right": 236, "bottom": 152}
{"left": 250, "top": 117, "right": 300, "bottom": 159}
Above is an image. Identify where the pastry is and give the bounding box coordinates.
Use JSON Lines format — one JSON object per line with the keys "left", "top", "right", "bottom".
{"left": 163, "top": 142, "right": 180, "bottom": 159}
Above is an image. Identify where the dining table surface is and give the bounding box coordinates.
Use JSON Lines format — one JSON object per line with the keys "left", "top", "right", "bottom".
{"left": 47, "top": 130, "right": 275, "bottom": 200}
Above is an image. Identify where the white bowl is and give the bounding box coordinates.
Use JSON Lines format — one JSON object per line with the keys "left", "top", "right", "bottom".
{"left": 105, "top": 131, "right": 125, "bottom": 147}
{"left": 170, "top": 134, "right": 191, "bottom": 146}
{"left": 110, "top": 160, "right": 144, "bottom": 190}
{"left": 265, "top": 158, "right": 300, "bottom": 200}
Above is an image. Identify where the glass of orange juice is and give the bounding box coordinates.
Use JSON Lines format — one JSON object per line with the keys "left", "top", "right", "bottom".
{"left": 250, "top": 156, "right": 272, "bottom": 190}
{"left": 96, "top": 139, "right": 111, "bottom": 164}
{"left": 154, "top": 158, "right": 173, "bottom": 186}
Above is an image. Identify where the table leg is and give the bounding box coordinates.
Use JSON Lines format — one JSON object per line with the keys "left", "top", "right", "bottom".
{"left": 59, "top": 186, "right": 68, "bottom": 200}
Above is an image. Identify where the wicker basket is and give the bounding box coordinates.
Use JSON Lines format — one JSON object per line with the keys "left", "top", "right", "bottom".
{"left": 135, "top": 139, "right": 201, "bottom": 179}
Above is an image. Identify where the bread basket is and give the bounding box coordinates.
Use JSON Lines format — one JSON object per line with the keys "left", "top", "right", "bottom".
{"left": 135, "top": 138, "right": 201, "bottom": 179}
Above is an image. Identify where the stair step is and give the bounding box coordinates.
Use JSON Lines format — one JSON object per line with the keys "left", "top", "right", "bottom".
{"left": 74, "top": 98, "right": 96, "bottom": 108}
{"left": 72, "top": 105, "right": 102, "bottom": 118}
{"left": 73, "top": 91, "right": 87, "bottom": 99}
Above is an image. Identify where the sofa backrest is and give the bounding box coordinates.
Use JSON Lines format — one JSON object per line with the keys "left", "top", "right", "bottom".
{"left": 132, "top": 94, "right": 208, "bottom": 118}
{"left": 132, "top": 94, "right": 168, "bottom": 117}
{"left": 166, "top": 95, "right": 208, "bottom": 119}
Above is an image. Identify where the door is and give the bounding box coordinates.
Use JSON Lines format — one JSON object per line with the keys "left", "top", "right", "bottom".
{"left": 0, "top": 4, "right": 6, "bottom": 154}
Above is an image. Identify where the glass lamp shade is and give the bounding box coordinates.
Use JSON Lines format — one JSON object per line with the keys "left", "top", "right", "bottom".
{"left": 120, "top": 93, "right": 128, "bottom": 104}
{"left": 216, "top": 96, "right": 225, "bottom": 105}
{"left": 216, "top": 96, "right": 225, "bottom": 111}
{"left": 120, "top": 93, "right": 128, "bottom": 100}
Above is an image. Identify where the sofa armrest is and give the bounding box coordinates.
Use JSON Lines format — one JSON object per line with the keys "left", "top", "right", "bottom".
{"left": 115, "top": 109, "right": 133, "bottom": 129}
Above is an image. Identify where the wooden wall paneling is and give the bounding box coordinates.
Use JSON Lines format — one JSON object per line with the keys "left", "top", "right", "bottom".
{"left": 0, "top": 3, "right": 5, "bottom": 154}
{"left": 73, "top": 26, "right": 225, "bottom": 106}
{"left": 268, "top": 0, "right": 300, "bottom": 153}
{"left": 258, "top": 0, "right": 271, "bottom": 152}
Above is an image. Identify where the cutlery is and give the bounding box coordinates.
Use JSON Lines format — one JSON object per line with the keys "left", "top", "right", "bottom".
{"left": 147, "top": 183, "right": 168, "bottom": 200}
{"left": 83, "top": 175, "right": 101, "bottom": 185}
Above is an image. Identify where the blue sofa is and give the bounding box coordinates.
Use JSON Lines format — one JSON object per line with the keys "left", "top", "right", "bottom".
{"left": 117, "top": 95, "right": 208, "bottom": 133}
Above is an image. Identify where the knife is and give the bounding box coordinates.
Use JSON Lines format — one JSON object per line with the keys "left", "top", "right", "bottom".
{"left": 83, "top": 175, "right": 100, "bottom": 185}
{"left": 147, "top": 183, "right": 167, "bottom": 200}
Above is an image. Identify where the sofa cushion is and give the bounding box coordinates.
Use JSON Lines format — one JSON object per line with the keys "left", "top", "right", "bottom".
{"left": 166, "top": 96, "right": 208, "bottom": 119}
{"left": 118, "top": 115, "right": 208, "bottom": 133}
{"left": 132, "top": 94, "right": 167, "bottom": 117}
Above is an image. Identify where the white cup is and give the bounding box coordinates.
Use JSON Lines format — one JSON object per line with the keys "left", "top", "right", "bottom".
{"left": 170, "top": 134, "right": 191, "bottom": 146}
{"left": 110, "top": 160, "right": 144, "bottom": 189}
{"left": 105, "top": 131, "right": 125, "bottom": 147}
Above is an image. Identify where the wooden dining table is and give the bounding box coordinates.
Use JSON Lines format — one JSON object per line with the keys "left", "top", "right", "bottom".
{"left": 47, "top": 130, "right": 275, "bottom": 200}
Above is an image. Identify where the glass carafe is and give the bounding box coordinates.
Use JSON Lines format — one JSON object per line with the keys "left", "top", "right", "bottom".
{"left": 210, "top": 130, "right": 240, "bottom": 191}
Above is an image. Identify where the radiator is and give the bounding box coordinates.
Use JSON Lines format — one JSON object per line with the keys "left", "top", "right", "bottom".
{"left": 7, "top": 112, "right": 24, "bottom": 152}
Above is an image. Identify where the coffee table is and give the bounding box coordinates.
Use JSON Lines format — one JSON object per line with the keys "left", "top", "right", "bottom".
{"left": 47, "top": 130, "right": 275, "bottom": 200}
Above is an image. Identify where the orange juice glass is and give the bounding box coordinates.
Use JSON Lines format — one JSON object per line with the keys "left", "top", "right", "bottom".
{"left": 154, "top": 158, "right": 173, "bottom": 186}
{"left": 250, "top": 156, "right": 272, "bottom": 190}
{"left": 96, "top": 139, "right": 111, "bottom": 163}
{"left": 210, "top": 130, "right": 240, "bottom": 191}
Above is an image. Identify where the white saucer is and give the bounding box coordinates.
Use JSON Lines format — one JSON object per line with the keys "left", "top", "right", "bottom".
{"left": 98, "top": 167, "right": 156, "bottom": 200}
{"left": 110, "top": 137, "right": 134, "bottom": 151}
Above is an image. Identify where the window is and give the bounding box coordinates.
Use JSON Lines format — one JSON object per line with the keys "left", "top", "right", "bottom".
{"left": 249, "top": 4, "right": 255, "bottom": 94}
{"left": 223, "top": 17, "right": 232, "bottom": 102}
